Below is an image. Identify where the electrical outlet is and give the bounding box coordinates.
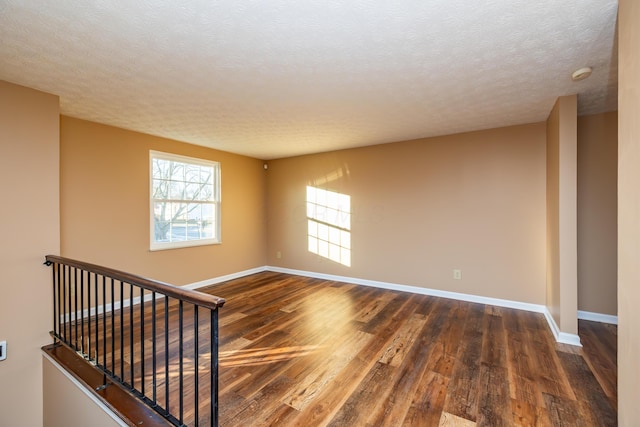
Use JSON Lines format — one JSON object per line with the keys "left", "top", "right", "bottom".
{"left": 453, "top": 269, "right": 462, "bottom": 280}
{"left": 0, "top": 341, "right": 6, "bottom": 361}
{"left": 276, "top": 251, "right": 282, "bottom": 259}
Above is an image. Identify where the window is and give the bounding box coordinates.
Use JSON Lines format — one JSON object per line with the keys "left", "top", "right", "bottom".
{"left": 150, "top": 151, "right": 220, "bottom": 250}
{"left": 306, "top": 186, "right": 351, "bottom": 267}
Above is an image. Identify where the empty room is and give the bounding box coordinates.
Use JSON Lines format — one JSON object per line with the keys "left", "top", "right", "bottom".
{"left": 1, "top": 1, "right": 639, "bottom": 426}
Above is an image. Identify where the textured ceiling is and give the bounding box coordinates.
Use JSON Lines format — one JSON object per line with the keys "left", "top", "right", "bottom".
{"left": 0, "top": 0, "right": 618, "bottom": 159}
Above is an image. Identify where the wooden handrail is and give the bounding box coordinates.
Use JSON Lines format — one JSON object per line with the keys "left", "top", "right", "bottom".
{"left": 44, "top": 255, "right": 225, "bottom": 310}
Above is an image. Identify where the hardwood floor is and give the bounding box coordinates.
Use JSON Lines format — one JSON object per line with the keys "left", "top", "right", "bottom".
{"left": 53, "top": 271, "right": 616, "bottom": 426}
{"left": 196, "top": 272, "right": 617, "bottom": 427}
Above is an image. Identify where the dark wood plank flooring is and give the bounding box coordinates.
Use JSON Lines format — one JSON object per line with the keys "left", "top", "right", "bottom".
{"left": 197, "top": 272, "right": 617, "bottom": 427}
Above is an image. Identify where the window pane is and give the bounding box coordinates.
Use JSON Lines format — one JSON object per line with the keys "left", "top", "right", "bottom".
{"left": 202, "top": 220, "right": 215, "bottom": 239}
{"left": 155, "top": 221, "right": 170, "bottom": 242}
{"left": 169, "top": 181, "right": 184, "bottom": 200}
{"left": 151, "top": 151, "right": 220, "bottom": 249}
{"left": 170, "top": 162, "right": 184, "bottom": 181}
{"left": 171, "top": 223, "right": 186, "bottom": 241}
{"left": 199, "top": 184, "right": 213, "bottom": 201}
{"left": 172, "top": 203, "right": 187, "bottom": 222}
{"left": 153, "top": 202, "right": 170, "bottom": 221}
{"left": 186, "top": 225, "right": 201, "bottom": 240}
{"left": 185, "top": 183, "right": 200, "bottom": 200}
{"left": 153, "top": 158, "right": 168, "bottom": 179}
{"left": 187, "top": 203, "right": 202, "bottom": 221}
{"left": 202, "top": 203, "right": 214, "bottom": 218}
{"left": 185, "top": 164, "right": 200, "bottom": 183}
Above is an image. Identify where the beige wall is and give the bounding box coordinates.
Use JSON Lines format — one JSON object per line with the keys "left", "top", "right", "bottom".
{"left": 43, "top": 356, "right": 122, "bottom": 427}
{"left": 577, "top": 112, "right": 618, "bottom": 315}
{"left": 546, "top": 101, "right": 561, "bottom": 322}
{"left": 618, "top": 0, "right": 640, "bottom": 424}
{"left": 0, "top": 81, "right": 60, "bottom": 426}
{"left": 60, "top": 116, "right": 266, "bottom": 285}
{"left": 545, "top": 95, "right": 578, "bottom": 335}
{"left": 267, "top": 123, "right": 547, "bottom": 304}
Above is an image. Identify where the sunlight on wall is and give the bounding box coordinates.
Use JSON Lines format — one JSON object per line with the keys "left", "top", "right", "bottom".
{"left": 306, "top": 186, "right": 351, "bottom": 267}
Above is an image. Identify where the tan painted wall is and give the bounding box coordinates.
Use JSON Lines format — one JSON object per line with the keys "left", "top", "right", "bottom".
{"left": 546, "top": 102, "right": 561, "bottom": 323}
{"left": 267, "top": 123, "right": 547, "bottom": 304}
{"left": 0, "top": 81, "right": 60, "bottom": 426}
{"left": 60, "top": 116, "right": 266, "bottom": 285}
{"left": 577, "top": 112, "right": 618, "bottom": 316}
{"left": 618, "top": 0, "right": 640, "bottom": 424}
{"left": 43, "top": 356, "right": 122, "bottom": 427}
{"left": 546, "top": 95, "right": 578, "bottom": 335}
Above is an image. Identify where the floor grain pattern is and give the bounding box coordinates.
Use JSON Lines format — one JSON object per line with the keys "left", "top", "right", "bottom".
{"left": 197, "top": 272, "right": 617, "bottom": 427}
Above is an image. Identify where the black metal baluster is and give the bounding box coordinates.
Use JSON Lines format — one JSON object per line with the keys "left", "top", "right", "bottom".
{"left": 74, "top": 267, "right": 79, "bottom": 350}
{"left": 61, "top": 265, "right": 67, "bottom": 343}
{"left": 102, "top": 275, "right": 107, "bottom": 370}
{"left": 152, "top": 291, "right": 157, "bottom": 405}
{"left": 94, "top": 273, "right": 99, "bottom": 363}
{"left": 87, "top": 272, "right": 92, "bottom": 360}
{"left": 179, "top": 300, "right": 184, "bottom": 424}
{"left": 130, "top": 283, "right": 134, "bottom": 389}
{"left": 57, "top": 264, "right": 62, "bottom": 341}
{"left": 111, "top": 278, "right": 115, "bottom": 375}
{"left": 80, "top": 270, "right": 85, "bottom": 354}
{"left": 52, "top": 263, "right": 58, "bottom": 341}
{"left": 164, "top": 296, "right": 170, "bottom": 414}
{"left": 120, "top": 282, "right": 124, "bottom": 382}
{"left": 140, "top": 288, "right": 145, "bottom": 397}
{"left": 67, "top": 265, "right": 72, "bottom": 345}
{"left": 68, "top": 266, "right": 72, "bottom": 345}
{"left": 212, "top": 309, "right": 219, "bottom": 427}
{"left": 62, "top": 265, "right": 66, "bottom": 342}
{"left": 194, "top": 305, "right": 199, "bottom": 426}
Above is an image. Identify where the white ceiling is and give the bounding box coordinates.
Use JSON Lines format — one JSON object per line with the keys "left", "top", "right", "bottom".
{"left": 0, "top": 0, "right": 618, "bottom": 160}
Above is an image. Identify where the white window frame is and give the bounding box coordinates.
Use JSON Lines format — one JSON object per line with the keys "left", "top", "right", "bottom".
{"left": 150, "top": 150, "right": 221, "bottom": 251}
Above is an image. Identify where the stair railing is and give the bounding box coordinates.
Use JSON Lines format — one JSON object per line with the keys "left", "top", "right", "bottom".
{"left": 44, "top": 255, "right": 225, "bottom": 426}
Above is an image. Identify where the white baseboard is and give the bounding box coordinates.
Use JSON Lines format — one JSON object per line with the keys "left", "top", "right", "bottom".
{"left": 266, "top": 266, "right": 583, "bottom": 347}
{"left": 267, "top": 265, "right": 546, "bottom": 313}
{"left": 578, "top": 310, "right": 618, "bottom": 325}
{"left": 185, "top": 266, "right": 268, "bottom": 290}
{"left": 543, "top": 309, "right": 583, "bottom": 347}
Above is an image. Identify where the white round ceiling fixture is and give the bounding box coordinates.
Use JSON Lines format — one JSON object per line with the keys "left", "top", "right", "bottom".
{"left": 572, "top": 67, "right": 593, "bottom": 81}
